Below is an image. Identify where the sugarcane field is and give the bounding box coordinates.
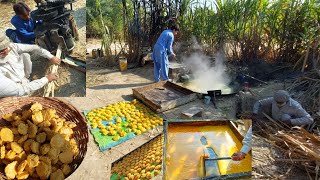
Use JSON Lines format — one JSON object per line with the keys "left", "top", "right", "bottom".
{"left": 0, "top": 0, "right": 318, "bottom": 180}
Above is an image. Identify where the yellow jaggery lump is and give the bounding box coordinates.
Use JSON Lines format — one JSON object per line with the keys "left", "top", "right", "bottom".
{"left": 42, "top": 108, "right": 57, "bottom": 121}
{"left": 11, "top": 142, "right": 23, "bottom": 154}
{"left": 3, "top": 113, "right": 14, "bottom": 121}
{"left": 50, "top": 134, "right": 65, "bottom": 149}
{"left": 18, "top": 123, "right": 28, "bottom": 135}
{"left": 21, "top": 110, "right": 32, "bottom": 121}
{"left": 17, "top": 160, "right": 28, "bottom": 174}
{"left": 32, "top": 111, "right": 44, "bottom": 125}
{"left": 0, "top": 145, "right": 6, "bottom": 159}
{"left": 18, "top": 135, "right": 28, "bottom": 144}
{"left": 50, "top": 169, "right": 65, "bottom": 180}
{"left": 30, "top": 141, "right": 40, "bottom": 154}
{"left": 27, "top": 120, "right": 38, "bottom": 139}
{"left": 61, "top": 164, "right": 71, "bottom": 175}
{"left": 16, "top": 171, "right": 29, "bottom": 179}
{"left": 165, "top": 125, "right": 251, "bottom": 180}
{"left": 5, "top": 150, "right": 17, "bottom": 161}
{"left": 27, "top": 154, "right": 40, "bottom": 168}
{"left": 40, "top": 144, "right": 51, "bottom": 155}
{"left": 36, "top": 161, "right": 51, "bottom": 179}
{"left": 30, "top": 102, "right": 43, "bottom": 112}
{"left": 36, "top": 132, "right": 47, "bottom": 143}
{"left": 5, "top": 161, "right": 18, "bottom": 179}
{"left": 59, "top": 150, "right": 74, "bottom": 164}
{"left": 0, "top": 128, "right": 14, "bottom": 142}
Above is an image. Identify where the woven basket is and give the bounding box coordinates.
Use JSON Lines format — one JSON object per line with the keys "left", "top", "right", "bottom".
{"left": 0, "top": 97, "right": 89, "bottom": 179}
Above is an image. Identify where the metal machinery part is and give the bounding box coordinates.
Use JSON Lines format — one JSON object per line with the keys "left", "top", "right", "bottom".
{"left": 32, "top": 0, "right": 78, "bottom": 54}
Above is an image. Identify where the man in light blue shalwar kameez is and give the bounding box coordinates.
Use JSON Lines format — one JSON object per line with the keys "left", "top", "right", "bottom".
{"left": 152, "top": 25, "right": 179, "bottom": 82}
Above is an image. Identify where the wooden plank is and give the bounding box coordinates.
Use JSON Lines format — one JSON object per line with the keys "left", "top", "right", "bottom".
{"left": 159, "top": 93, "right": 197, "bottom": 112}
{"left": 133, "top": 89, "right": 161, "bottom": 112}
{"left": 132, "top": 81, "right": 197, "bottom": 113}
{"left": 134, "top": 81, "right": 165, "bottom": 92}
{"left": 180, "top": 107, "right": 203, "bottom": 119}
{"left": 228, "top": 121, "right": 245, "bottom": 142}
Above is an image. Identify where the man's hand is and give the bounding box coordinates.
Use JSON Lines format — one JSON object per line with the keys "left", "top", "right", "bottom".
{"left": 46, "top": 73, "right": 58, "bottom": 82}
{"left": 171, "top": 53, "right": 176, "bottom": 58}
{"left": 231, "top": 152, "right": 246, "bottom": 161}
{"left": 50, "top": 56, "right": 61, "bottom": 65}
{"left": 281, "top": 114, "right": 292, "bottom": 126}
{"left": 282, "top": 119, "right": 292, "bottom": 126}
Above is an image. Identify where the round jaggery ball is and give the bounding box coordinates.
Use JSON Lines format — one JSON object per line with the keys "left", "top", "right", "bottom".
{"left": 0, "top": 128, "right": 13, "bottom": 142}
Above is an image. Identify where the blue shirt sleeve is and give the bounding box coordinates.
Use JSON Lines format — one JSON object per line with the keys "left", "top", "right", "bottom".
{"left": 166, "top": 32, "right": 174, "bottom": 55}
{"left": 11, "top": 17, "right": 35, "bottom": 41}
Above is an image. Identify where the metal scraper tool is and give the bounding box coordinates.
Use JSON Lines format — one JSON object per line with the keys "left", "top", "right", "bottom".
{"left": 200, "top": 136, "right": 220, "bottom": 177}
{"left": 200, "top": 136, "right": 232, "bottom": 160}
{"left": 206, "top": 157, "right": 232, "bottom": 160}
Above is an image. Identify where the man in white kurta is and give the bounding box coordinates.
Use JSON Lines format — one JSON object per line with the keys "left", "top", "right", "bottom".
{"left": 0, "top": 31, "right": 60, "bottom": 97}
{"left": 231, "top": 126, "right": 252, "bottom": 161}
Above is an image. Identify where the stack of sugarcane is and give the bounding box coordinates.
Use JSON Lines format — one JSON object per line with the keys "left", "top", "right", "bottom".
{"left": 288, "top": 69, "right": 320, "bottom": 113}
{"left": 43, "top": 44, "right": 61, "bottom": 97}
{"left": 254, "top": 114, "right": 320, "bottom": 178}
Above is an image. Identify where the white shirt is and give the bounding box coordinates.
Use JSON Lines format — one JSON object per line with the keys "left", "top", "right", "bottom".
{"left": 0, "top": 72, "right": 48, "bottom": 97}
{"left": 240, "top": 126, "right": 252, "bottom": 154}
{"left": 0, "top": 43, "right": 53, "bottom": 97}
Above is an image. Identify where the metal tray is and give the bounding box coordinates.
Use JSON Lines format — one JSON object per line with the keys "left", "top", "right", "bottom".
{"left": 162, "top": 119, "right": 251, "bottom": 180}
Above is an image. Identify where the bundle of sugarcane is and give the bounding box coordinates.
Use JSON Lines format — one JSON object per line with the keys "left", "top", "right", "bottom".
{"left": 43, "top": 44, "right": 61, "bottom": 97}
{"left": 253, "top": 115, "right": 320, "bottom": 178}
{"left": 288, "top": 69, "right": 320, "bottom": 113}
{"left": 274, "top": 127, "right": 320, "bottom": 176}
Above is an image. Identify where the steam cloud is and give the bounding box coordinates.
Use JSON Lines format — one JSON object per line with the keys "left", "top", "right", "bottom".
{"left": 181, "top": 39, "right": 231, "bottom": 93}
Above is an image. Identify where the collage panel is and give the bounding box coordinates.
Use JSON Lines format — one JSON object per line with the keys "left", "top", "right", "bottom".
{"left": 0, "top": 0, "right": 86, "bottom": 98}
{"left": 163, "top": 119, "right": 252, "bottom": 180}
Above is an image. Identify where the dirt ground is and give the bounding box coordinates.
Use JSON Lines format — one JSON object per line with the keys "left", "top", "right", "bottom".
{"left": 0, "top": 0, "right": 86, "bottom": 97}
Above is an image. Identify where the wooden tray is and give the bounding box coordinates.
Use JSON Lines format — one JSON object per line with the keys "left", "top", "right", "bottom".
{"left": 110, "top": 133, "right": 163, "bottom": 180}
{"left": 132, "top": 81, "right": 197, "bottom": 113}
{"left": 162, "top": 119, "right": 251, "bottom": 180}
